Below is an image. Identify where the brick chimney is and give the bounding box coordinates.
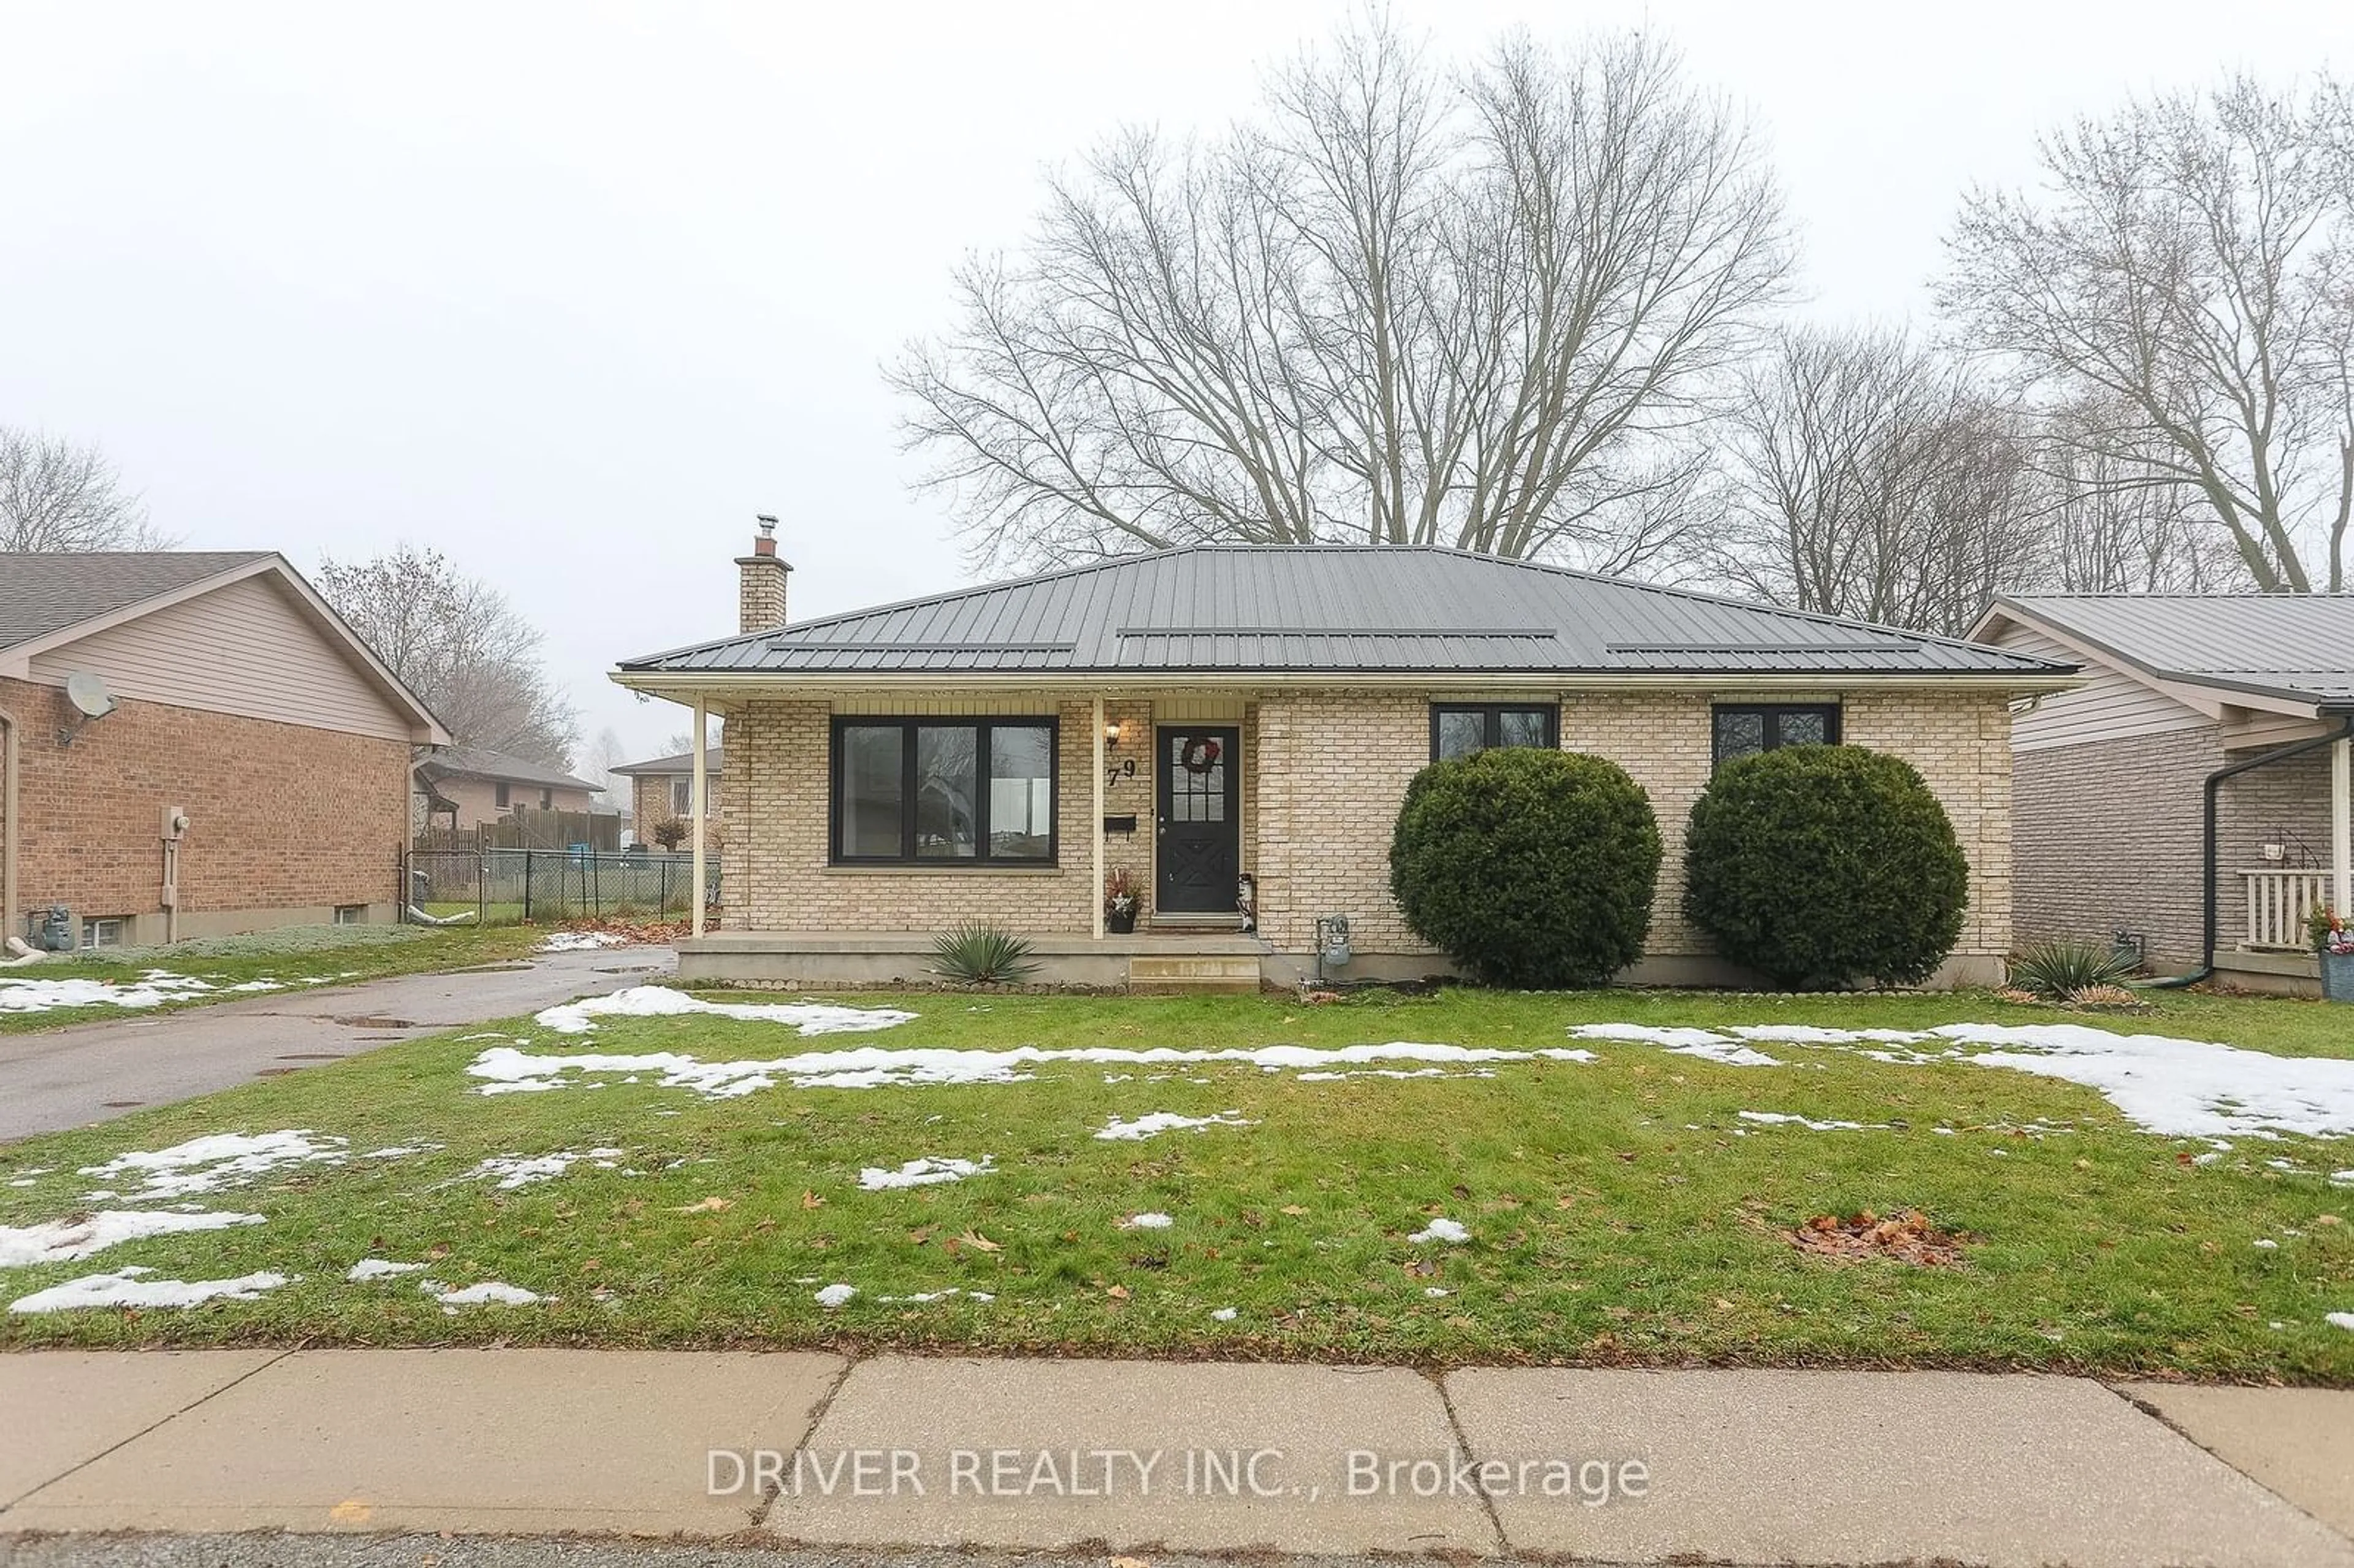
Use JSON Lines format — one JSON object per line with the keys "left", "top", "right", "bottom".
{"left": 737, "top": 515, "right": 791, "bottom": 634}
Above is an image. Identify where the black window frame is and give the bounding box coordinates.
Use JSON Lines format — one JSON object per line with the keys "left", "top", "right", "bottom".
{"left": 1710, "top": 702, "right": 1842, "bottom": 770}
{"left": 493, "top": 781, "right": 511, "bottom": 809}
{"left": 1428, "top": 702, "right": 1561, "bottom": 762}
{"left": 828, "top": 715, "right": 1061, "bottom": 867}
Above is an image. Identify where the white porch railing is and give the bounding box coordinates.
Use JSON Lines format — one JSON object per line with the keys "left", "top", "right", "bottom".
{"left": 2244, "top": 868, "right": 2334, "bottom": 950}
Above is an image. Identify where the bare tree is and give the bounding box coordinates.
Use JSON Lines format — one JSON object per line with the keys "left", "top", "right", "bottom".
{"left": 1940, "top": 72, "right": 2354, "bottom": 590}
{"left": 891, "top": 19, "right": 1790, "bottom": 570}
{"left": 316, "top": 546, "right": 578, "bottom": 767}
{"left": 1710, "top": 327, "right": 2052, "bottom": 637}
{"left": 580, "top": 726, "right": 633, "bottom": 810}
{"left": 0, "top": 427, "right": 175, "bottom": 552}
{"left": 2036, "top": 397, "right": 2245, "bottom": 592}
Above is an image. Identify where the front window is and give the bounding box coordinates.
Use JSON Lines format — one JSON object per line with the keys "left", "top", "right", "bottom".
{"left": 671, "top": 778, "right": 693, "bottom": 816}
{"left": 80, "top": 916, "right": 128, "bottom": 949}
{"left": 1712, "top": 703, "right": 1841, "bottom": 769}
{"left": 493, "top": 782, "right": 511, "bottom": 809}
{"left": 833, "top": 718, "right": 1057, "bottom": 864}
{"left": 1430, "top": 703, "right": 1559, "bottom": 761}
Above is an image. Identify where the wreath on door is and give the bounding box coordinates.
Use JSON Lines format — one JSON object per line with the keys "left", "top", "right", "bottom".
{"left": 1179, "top": 736, "right": 1224, "bottom": 774}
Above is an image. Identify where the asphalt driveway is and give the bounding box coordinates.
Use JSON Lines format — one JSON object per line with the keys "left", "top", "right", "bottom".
{"left": 0, "top": 946, "right": 674, "bottom": 1142}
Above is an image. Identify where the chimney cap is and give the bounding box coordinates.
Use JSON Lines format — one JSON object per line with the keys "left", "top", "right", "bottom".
{"left": 752, "top": 513, "right": 779, "bottom": 557}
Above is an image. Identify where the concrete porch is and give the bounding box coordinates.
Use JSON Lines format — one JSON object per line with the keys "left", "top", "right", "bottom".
{"left": 677, "top": 930, "right": 1269, "bottom": 992}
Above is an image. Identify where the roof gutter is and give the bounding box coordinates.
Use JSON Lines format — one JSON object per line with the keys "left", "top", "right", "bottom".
{"left": 2146, "top": 713, "right": 2354, "bottom": 989}
{"left": 608, "top": 669, "right": 2082, "bottom": 699}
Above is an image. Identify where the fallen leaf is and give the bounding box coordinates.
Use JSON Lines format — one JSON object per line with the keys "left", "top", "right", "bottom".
{"left": 1111, "top": 1557, "right": 1153, "bottom": 1568}
{"left": 801, "top": 1190, "right": 825, "bottom": 1209}
{"left": 1279, "top": 1205, "right": 1308, "bottom": 1216}
{"left": 960, "top": 1229, "right": 1002, "bottom": 1252}
{"left": 673, "top": 1197, "right": 733, "bottom": 1214}
{"left": 1107, "top": 1284, "right": 1131, "bottom": 1301}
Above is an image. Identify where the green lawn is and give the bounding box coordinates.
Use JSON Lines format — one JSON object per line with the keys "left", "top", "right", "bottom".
{"left": 0, "top": 926, "right": 548, "bottom": 1033}
{"left": 1, "top": 984, "right": 2348, "bottom": 1382}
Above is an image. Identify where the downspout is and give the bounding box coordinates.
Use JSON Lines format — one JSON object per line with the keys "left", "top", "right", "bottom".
{"left": 2146, "top": 712, "right": 2354, "bottom": 989}
{"left": 0, "top": 700, "right": 17, "bottom": 946}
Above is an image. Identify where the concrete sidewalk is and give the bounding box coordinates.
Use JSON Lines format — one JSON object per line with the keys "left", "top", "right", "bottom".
{"left": 0, "top": 945, "right": 674, "bottom": 1141}
{"left": 2, "top": 1352, "right": 2350, "bottom": 1567}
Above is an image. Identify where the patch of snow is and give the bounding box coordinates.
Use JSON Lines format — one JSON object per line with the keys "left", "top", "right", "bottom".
{"left": 422, "top": 1280, "right": 544, "bottom": 1310}
{"left": 1409, "top": 1217, "right": 1470, "bottom": 1244}
{"left": 0, "top": 1209, "right": 264, "bottom": 1268}
{"left": 1570, "top": 1024, "right": 1783, "bottom": 1067}
{"left": 79, "top": 1131, "right": 347, "bottom": 1201}
{"left": 1211, "top": 1306, "right": 1238, "bottom": 1321}
{"left": 1572, "top": 1021, "right": 2354, "bottom": 1143}
{"left": 2328, "top": 1312, "right": 2354, "bottom": 1333}
{"left": 532, "top": 986, "right": 915, "bottom": 1037}
{"left": 347, "top": 1258, "right": 426, "bottom": 1281}
{"left": 2254, "top": 1239, "right": 2280, "bottom": 1250}
{"left": 470, "top": 1038, "right": 1597, "bottom": 1100}
{"left": 815, "top": 1283, "right": 856, "bottom": 1308}
{"left": 444, "top": 1148, "right": 626, "bottom": 1190}
{"left": 10, "top": 1265, "right": 288, "bottom": 1313}
{"left": 1122, "top": 1212, "right": 1175, "bottom": 1229}
{"left": 858, "top": 1156, "right": 994, "bottom": 1190}
{"left": 1095, "top": 1111, "right": 1255, "bottom": 1141}
{"left": 539, "top": 931, "right": 628, "bottom": 953}
{"left": 2333, "top": 1170, "right": 2353, "bottom": 1186}
{"left": 1425, "top": 1287, "right": 1451, "bottom": 1298}
{"left": 1737, "top": 1110, "right": 1881, "bottom": 1132}
{"left": 0, "top": 972, "right": 215, "bottom": 1014}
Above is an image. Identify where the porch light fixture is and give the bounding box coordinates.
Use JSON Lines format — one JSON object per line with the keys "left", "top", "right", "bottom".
{"left": 1103, "top": 718, "right": 1124, "bottom": 747}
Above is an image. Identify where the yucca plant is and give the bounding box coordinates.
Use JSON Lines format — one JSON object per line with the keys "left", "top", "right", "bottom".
{"left": 928, "top": 921, "right": 1040, "bottom": 986}
{"left": 2009, "top": 937, "right": 2138, "bottom": 1001}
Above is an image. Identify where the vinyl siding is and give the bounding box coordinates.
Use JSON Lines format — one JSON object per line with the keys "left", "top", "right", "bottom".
{"left": 1989, "top": 624, "right": 2206, "bottom": 752}
{"left": 26, "top": 573, "right": 416, "bottom": 741}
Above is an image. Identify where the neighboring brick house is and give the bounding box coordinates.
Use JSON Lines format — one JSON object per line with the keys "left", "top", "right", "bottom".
{"left": 414, "top": 746, "right": 601, "bottom": 831}
{"left": 611, "top": 531, "right": 2068, "bottom": 989}
{"left": 0, "top": 552, "right": 448, "bottom": 949}
{"left": 608, "top": 745, "right": 724, "bottom": 848}
{"left": 1972, "top": 595, "right": 2354, "bottom": 993}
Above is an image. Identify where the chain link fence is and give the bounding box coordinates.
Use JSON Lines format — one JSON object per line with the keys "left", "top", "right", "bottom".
{"left": 403, "top": 848, "right": 715, "bottom": 926}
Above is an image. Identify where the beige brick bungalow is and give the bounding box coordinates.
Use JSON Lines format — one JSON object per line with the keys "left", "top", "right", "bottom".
{"left": 614, "top": 530, "right": 2072, "bottom": 989}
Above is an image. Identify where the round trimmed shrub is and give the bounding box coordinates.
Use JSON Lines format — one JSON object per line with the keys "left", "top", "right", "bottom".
{"left": 1388, "top": 748, "right": 1661, "bottom": 989}
{"left": 1682, "top": 745, "right": 1968, "bottom": 989}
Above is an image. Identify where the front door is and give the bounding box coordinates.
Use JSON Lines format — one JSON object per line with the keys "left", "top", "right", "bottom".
{"left": 1156, "top": 725, "right": 1240, "bottom": 916}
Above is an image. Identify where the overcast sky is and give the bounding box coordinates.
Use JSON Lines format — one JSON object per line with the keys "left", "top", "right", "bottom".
{"left": 4, "top": 0, "right": 2350, "bottom": 762}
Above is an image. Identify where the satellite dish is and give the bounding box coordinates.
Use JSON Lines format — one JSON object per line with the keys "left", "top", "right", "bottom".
{"left": 65, "top": 671, "right": 117, "bottom": 720}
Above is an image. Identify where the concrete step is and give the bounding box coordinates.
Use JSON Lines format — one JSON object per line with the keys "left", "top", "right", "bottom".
{"left": 1126, "top": 954, "right": 1262, "bottom": 993}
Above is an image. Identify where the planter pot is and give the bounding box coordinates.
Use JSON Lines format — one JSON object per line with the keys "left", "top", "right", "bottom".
{"left": 1106, "top": 908, "right": 1138, "bottom": 935}
{"left": 2323, "top": 951, "right": 2354, "bottom": 1001}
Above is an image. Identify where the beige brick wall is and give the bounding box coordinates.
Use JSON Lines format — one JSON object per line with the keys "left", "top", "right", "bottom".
{"left": 723, "top": 698, "right": 1095, "bottom": 932}
{"left": 630, "top": 772, "right": 723, "bottom": 849}
{"left": 1247, "top": 687, "right": 2013, "bottom": 965}
{"left": 2, "top": 674, "right": 407, "bottom": 941}
{"left": 713, "top": 686, "right": 2016, "bottom": 972}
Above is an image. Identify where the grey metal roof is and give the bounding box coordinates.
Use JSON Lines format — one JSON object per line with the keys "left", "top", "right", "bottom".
{"left": 620, "top": 547, "right": 2068, "bottom": 680}
{"left": 610, "top": 747, "right": 725, "bottom": 775}
{"left": 416, "top": 746, "right": 601, "bottom": 792}
{"left": 0, "top": 551, "right": 272, "bottom": 650}
{"left": 1990, "top": 594, "right": 2354, "bottom": 706}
